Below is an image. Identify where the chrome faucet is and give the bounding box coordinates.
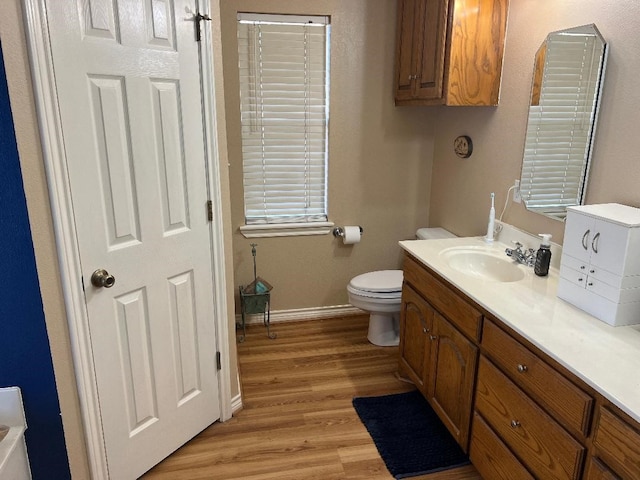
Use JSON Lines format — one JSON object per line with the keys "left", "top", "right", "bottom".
{"left": 505, "top": 242, "right": 536, "bottom": 267}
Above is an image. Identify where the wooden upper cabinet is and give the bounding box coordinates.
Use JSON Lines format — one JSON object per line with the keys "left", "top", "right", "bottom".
{"left": 394, "top": 0, "right": 509, "bottom": 106}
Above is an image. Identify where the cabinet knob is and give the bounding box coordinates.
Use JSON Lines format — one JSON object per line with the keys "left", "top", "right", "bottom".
{"left": 429, "top": 335, "right": 437, "bottom": 341}
{"left": 517, "top": 364, "right": 528, "bottom": 373}
{"left": 580, "top": 265, "right": 586, "bottom": 270}
{"left": 590, "top": 269, "right": 595, "bottom": 274}
{"left": 510, "top": 420, "right": 521, "bottom": 428}
{"left": 578, "top": 278, "right": 583, "bottom": 282}
{"left": 588, "top": 282, "right": 594, "bottom": 287}
{"left": 422, "top": 327, "right": 429, "bottom": 334}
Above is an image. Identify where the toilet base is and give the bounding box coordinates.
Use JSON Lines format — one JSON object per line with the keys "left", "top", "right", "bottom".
{"left": 367, "top": 312, "right": 399, "bottom": 347}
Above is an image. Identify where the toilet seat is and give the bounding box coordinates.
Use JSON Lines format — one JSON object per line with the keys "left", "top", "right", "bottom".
{"left": 348, "top": 270, "right": 403, "bottom": 295}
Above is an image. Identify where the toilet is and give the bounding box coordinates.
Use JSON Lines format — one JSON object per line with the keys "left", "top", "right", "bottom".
{"left": 347, "top": 227, "right": 456, "bottom": 346}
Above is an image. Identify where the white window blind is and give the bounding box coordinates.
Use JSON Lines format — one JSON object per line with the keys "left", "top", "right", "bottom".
{"left": 237, "top": 13, "right": 330, "bottom": 225}
{"left": 521, "top": 33, "right": 605, "bottom": 215}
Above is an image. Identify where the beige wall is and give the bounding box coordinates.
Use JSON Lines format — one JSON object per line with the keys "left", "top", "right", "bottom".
{"left": 221, "top": 0, "right": 436, "bottom": 312}
{"left": 429, "top": 0, "right": 640, "bottom": 244}
{"left": 7, "top": 0, "right": 640, "bottom": 476}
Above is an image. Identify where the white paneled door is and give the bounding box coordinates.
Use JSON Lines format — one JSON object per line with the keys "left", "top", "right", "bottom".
{"left": 44, "top": 1, "right": 221, "bottom": 478}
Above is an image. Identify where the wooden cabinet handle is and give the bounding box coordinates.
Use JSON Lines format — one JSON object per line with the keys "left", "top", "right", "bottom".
{"left": 517, "top": 364, "right": 528, "bottom": 373}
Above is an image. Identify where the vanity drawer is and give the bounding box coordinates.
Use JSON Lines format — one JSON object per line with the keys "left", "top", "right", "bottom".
{"left": 469, "top": 412, "right": 534, "bottom": 480}
{"left": 475, "top": 357, "right": 585, "bottom": 480}
{"left": 482, "top": 320, "right": 593, "bottom": 436}
{"left": 403, "top": 254, "right": 482, "bottom": 341}
{"left": 583, "top": 458, "right": 620, "bottom": 480}
{"left": 592, "top": 407, "right": 640, "bottom": 480}
{"left": 561, "top": 254, "right": 640, "bottom": 290}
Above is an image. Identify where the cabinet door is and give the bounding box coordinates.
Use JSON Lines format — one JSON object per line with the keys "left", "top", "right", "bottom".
{"left": 398, "top": 284, "right": 434, "bottom": 395}
{"left": 590, "top": 219, "right": 631, "bottom": 276}
{"left": 414, "top": 0, "right": 449, "bottom": 100}
{"left": 428, "top": 313, "right": 478, "bottom": 450}
{"left": 394, "top": 0, "right": 420, "bottom": 102}
{"left": 563, "top": 211, "right": 595, "bottom": 264}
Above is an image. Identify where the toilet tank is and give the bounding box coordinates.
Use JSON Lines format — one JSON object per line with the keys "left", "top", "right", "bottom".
{"left": 416, "top": 227, "right": 456, "bottom": 240}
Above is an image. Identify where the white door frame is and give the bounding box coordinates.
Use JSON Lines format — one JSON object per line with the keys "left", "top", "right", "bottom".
{"left": 22, "top": 1, "right": 232, "bottom": 478}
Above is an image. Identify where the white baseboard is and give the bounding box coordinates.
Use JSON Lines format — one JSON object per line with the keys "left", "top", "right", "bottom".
{"left": 235, "top": 304, "right": 364, "bottom": 326}
{"left": 230, "top": 392, "right": 243, "bottom": 414}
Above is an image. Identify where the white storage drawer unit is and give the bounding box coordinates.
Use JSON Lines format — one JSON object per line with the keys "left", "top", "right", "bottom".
{"left": 558, "top": 203, "right": 640, "bottom": 326}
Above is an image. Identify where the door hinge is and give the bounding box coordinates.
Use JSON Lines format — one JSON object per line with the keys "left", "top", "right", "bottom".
{"left": 216, "top": 351, "right": 222, "bottom": 370}
{"left": 207, "top": 200, "right": 213, "bottom": 222}
{"left": 195, "top": 12, "right": 212, "bottom": 42}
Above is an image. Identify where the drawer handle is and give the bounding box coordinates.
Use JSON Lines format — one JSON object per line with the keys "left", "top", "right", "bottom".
{"left": 578, "top": 278, "right": 584, "bottom": 282}
{"left": 429, "top": 335, "right": 437, "bottom": 341}
{"left": 511, "top": 420, "right": 521, "bottom": 428}
{"left": 589, "top": 269, "right": 595, "bottom": 274}
{"left": 517, "top": 364, "right": 528, "bottom": 373}
{"left": 582, "top": 230, "right": 590, "bottom": 250}
{"left": 592, "top": 232, "right": 600, "bottom": 254}
{"left": 588, "top": 282, "right": 594, "bottom": 287}
{"left": 422, "top": 327, "right": 429, "bottom": 334}
{"left": 580, "top": 265, "right": 586, "bottom": 270}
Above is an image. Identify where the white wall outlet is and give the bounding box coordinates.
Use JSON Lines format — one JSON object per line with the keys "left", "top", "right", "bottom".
{"left": 513, "top": 179, "right": 522, "bottom": 203}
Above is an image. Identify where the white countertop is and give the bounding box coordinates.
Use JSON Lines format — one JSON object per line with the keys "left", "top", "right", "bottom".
{"left": 399, "top": 235, "right": 640, "bottom": 423}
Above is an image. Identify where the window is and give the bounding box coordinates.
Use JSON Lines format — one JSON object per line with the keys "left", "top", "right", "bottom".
{"left": 237, "top": 13, "right": 331, "bottom": 236}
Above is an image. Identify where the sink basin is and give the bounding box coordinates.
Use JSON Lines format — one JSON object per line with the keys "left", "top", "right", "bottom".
{"left": 440, "top": 247, "right": 526, "bottom": 283}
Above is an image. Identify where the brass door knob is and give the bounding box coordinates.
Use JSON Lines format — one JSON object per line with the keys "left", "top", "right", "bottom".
{"left": 91, "top": 269, "right": 116, "bottom": 288}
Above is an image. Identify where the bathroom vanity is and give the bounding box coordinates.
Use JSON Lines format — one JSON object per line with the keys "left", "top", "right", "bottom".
{"left": 398, "top": 233, "right": 640, "bottom": 480}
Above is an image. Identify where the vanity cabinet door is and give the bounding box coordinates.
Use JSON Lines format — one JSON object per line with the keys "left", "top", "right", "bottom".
{"left": 563, "top": 210, "right": 596, "bottom": 264}
{"left": 398, "top": 283, "right": 434, "bottom": 395}
{"left": 428, "top": 313, "right": 478, "bottom": 451}
{"left": 588, "top": 219, "right": 632, "bottom": 277}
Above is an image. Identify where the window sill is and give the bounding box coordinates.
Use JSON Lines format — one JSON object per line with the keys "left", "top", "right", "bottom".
{"left": 240, "top": 222, "right": 335, "bottom": 238}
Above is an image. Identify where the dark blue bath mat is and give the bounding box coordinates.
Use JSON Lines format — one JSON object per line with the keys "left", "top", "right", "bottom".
{"left": 353, "top": 390, "right": 470, "bottom": 479}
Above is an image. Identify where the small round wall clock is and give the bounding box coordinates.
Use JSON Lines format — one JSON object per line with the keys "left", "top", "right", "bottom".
{"left": 454, "top": 135, "right": 473, "bottom": 158}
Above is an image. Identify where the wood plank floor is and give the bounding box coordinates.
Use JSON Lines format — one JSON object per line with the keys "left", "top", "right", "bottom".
{"left": 143, "top": 316, "right": 481, "bottom": 480}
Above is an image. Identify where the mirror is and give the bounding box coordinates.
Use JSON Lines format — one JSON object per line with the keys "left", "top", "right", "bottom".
{"left": 519, "top": 24, "right": 607, "bottom": 220}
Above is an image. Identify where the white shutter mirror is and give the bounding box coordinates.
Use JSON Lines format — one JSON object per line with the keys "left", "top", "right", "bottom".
{"left": 519, "top": 24, "right": 607, "bottom": 221}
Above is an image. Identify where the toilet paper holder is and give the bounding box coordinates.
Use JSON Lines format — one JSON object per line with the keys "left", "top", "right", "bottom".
{"left": 333, "top": 226, "right": 364, "bottom": 238}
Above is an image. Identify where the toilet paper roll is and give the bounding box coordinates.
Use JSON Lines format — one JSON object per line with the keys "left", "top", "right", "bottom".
{"left": 342, "top": 226, "right": 361, "bottom": 245}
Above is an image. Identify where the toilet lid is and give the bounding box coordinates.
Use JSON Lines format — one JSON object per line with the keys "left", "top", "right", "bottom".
{"left": 349, "top": 270, "right": 403, "bottom": 293}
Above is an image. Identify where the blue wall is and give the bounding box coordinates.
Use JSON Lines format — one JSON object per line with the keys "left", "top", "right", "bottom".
{"left": 0, "top": 43, "right": 71, "bottom": 479}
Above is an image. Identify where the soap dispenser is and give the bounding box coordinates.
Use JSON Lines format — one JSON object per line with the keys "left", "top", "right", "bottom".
{"left": 534, "top": 234, "right": 552, "bottom": 277}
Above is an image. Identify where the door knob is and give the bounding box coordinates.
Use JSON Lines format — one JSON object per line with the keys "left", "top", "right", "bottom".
{"left": 91, "top": 269, "right": 116, "bottom": 288}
